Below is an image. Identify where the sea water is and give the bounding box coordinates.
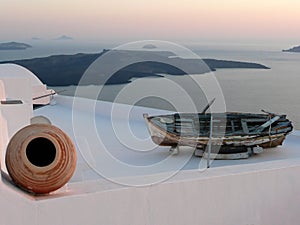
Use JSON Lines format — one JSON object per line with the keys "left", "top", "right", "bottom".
{"left": 1, "top": 42, "right": 299, "bottom": 128}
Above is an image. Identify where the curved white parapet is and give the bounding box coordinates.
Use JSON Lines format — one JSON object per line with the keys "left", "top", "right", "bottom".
{"left": 0, "top": 63, "right": 53, "bottom": 105}
{"left": 0, "top": 64, "right": 53, "bottom": 173}
{"left": 0, "top": 63, "right": 42, "bottom": 85}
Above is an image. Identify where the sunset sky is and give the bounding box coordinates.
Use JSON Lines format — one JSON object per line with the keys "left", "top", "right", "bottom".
{"left": 1, "top": 0, "right": 300, "bottom": 43}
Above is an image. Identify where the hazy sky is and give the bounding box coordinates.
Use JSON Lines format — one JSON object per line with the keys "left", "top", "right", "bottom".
{"left": 1, "top": 0, "right": 300, "bottom": 43}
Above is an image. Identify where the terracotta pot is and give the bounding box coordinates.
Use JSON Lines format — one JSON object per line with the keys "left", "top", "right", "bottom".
{"left": 5, "top": 124, "right": 77, "bottom": 194}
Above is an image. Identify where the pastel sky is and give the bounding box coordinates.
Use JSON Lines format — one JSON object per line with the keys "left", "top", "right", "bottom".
{"left": 1, "top": 0, "right": 300, "bottom": 43}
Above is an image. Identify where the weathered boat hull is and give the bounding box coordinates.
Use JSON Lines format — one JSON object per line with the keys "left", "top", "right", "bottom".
{"left": 144, "top": 112, "right": 293, "bottom": 158}
{"left": 146, "top": 118, "right": 286, "bottom": 147}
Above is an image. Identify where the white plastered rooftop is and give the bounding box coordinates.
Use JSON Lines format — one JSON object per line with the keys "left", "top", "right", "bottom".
{"left": 26, "top": 94, "right": 300, "bottom": 198}
{"left": 1, "top": 94, "right": 300, "bottom": 225}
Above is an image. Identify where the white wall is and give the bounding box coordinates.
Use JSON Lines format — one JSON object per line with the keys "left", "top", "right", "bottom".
{"left": 1, "top": 160, "right": 299, "bottom": 225}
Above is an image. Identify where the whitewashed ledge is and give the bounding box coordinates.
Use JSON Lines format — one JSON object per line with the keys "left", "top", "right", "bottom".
{"left": 1, "top": 95, "right": 300, "bottom": 225}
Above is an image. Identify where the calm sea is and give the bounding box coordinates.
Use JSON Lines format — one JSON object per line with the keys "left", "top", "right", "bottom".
{"left": 1, "top": 41, "right": 299, "bottom": 129}
{"left": 193, "top": 48, "right": 300, "bottom": 129}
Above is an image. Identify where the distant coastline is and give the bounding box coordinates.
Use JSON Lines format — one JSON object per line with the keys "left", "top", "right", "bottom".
{"left": 282, "top": 45, "right": 300, "bottom": 53}
{"left": 0, "top": 49, "right": 269, "bottom": 86}
{"left": 0, "top": 42, "right": 32, "bottom": 50}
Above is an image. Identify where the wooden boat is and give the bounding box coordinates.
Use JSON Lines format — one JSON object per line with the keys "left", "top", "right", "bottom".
{"left": 143, "top": 110, "right": 293, "bottom": 159}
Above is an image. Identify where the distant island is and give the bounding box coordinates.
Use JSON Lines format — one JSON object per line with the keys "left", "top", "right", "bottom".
{"left": 143, "top": 44, "right": 157, "bottom": 49}
{"left": 31, "top": 37, "right": 42, "bottom": 41}
{"left": 0, "top": 42, "right": 32, "bottom": 50}
{"left": 0, "top": 49, "right": 269, "bottom": 86}
{"left": 282, "top": 45, "right": 300, "bottom": 53}
{"left": 55, "top": 35, "right": 73, "bottom": 41}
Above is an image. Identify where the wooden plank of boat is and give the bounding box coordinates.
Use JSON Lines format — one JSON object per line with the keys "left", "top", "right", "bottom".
{"left": 254, "top": 115, "right": 281, "bottom": 133}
